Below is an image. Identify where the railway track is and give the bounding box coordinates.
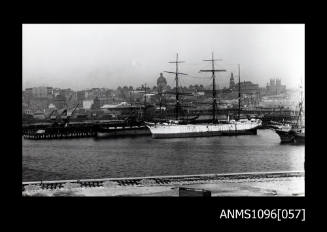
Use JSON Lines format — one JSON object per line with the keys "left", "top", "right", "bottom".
{"left": 22, "top": 171, "right": 304, "bottom": 192}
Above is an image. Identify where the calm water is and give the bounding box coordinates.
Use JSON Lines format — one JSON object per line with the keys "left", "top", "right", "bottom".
{"left": 22, "top": 129, "right": 305, "bottom": 182}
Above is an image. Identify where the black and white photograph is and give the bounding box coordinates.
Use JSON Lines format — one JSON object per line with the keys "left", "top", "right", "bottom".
{"left": 22, "top": 24, "right": 305, "bottom": 197}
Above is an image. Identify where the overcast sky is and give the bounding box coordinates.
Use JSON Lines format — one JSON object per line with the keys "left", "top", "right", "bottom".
{"left": 23, "top": 24, "right": 304, "bottom": 91}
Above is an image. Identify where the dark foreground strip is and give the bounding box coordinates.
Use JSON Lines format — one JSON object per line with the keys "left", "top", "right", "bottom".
{"left": 22, "top": 171, "right": 304, "bottom": 191}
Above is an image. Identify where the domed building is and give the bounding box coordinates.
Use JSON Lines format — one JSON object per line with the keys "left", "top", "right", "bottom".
{"left": 157, "top": 73, "right": 167, "bottom": 93}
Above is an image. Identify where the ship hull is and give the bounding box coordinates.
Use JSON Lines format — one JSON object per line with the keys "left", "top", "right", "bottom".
{"left": 95, "top": 126, "right": 150, "bottom": 138}
{"left": 147, "top": 120, "right": 261, "bottom": 139}
{"left": 275, "top": 130, "right": 295, "bottom": 143}
{"left": 275, "top": 129, "right": 305, "bottom": 144}
{"left": 294, "top": 134, "right": 305, "bottom": 144}
{"left": 151, "top": 128, "right": 257, "bottom": 138}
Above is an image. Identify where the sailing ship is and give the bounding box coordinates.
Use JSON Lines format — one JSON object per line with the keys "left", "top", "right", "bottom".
{"left": 275, "top": 88, "right": 305, "bottom": 144}
{"left": 146, "top": 53, "right": 262, "bottom": 139}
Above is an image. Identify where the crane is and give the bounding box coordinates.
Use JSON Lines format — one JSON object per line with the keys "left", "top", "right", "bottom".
{"left": 62, "top": 103, "right": 80, "bottom": 125}
{"left": 47, "top": 108, "right": 58, "bottom": 120}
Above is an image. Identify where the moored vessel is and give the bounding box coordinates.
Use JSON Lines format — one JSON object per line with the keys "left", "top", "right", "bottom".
{"left": 147, "top": 119, "right": 261, "bottom": 138}
{"left": 146, "top": 53, "right": 262, "bottom": 139}
{"left": 275, "top": 85, "right": 304, "bottom": 144}
{"left": 95, "top": 123, "right": 150, "bottom": 138}
{"left": 275, "top": 127, "right": 305, "bottom": 144}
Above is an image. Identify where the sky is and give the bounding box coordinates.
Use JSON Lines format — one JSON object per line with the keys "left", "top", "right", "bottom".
{"left": 23, "top": 24, "right": 304, "bottom": 91}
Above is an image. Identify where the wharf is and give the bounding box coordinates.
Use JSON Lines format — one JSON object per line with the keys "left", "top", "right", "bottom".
{"left": 22, "top": 122, "right": 97, "bottom": 139}
{"left": 22, "top": 120, "right": 148, "bottom": 140}
{"left": 22, "top": 171, "right": 304, "bottom": 196}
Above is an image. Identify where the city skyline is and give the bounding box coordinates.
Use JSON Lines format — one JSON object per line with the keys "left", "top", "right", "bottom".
{"left": 22, "top": 78, "right": 287, "bottom": 92}
{"left": 23, "top": 24, "right": 304, "bottom": 91}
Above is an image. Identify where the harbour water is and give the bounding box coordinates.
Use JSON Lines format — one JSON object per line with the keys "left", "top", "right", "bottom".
{"left": 22, "top": 129, "right": 304, "bottom": 182}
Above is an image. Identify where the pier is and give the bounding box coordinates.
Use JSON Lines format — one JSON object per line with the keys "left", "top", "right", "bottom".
{"left": 22, "top": 123, "right": 97, "bottom": 140}
{"left": 22, "top": 121, "right": 148, "bottom": 140}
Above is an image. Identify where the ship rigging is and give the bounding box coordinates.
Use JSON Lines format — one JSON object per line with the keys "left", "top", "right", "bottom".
{"left": 146, "top": 52, "right": 262, "bottom": 139}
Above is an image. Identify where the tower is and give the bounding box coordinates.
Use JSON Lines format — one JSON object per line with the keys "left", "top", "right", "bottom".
{"left": 276, "top": 79, "right": 281, "bottom": 86}
{"left": 270, "top": 79, "right": 276, "bottom": 87}
{"left": 229, "top": 72, "right": 235, "bottom": 89}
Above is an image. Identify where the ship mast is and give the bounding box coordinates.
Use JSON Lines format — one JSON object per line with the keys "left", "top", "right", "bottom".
{"left": 164, "top": 53, "right": 187, "bottom": 120}
{"left": 143, "top": 83, "right": 147, "bottom": 119}
{"left": 296, "top": 82, "right": 304, "bottom": 128}
{"left": 238, "top": 64, "right": 241, "bottom": 120}
{"left": 200, "top": 52, "right": 226, "bottom": 124}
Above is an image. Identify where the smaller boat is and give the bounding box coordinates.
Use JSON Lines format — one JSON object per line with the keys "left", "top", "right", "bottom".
{"left": 275, "top": 126, "right": 305, "bottom": 144}
{"left": 275, "top": 88, "right": 304, "bottom": 144}
{"left": 36, "top": 129, "right": 46, "bottom": 134}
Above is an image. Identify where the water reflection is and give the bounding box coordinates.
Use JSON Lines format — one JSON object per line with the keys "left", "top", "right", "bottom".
{"left": 23, "top": 129, "right": 304, "bottom": 181}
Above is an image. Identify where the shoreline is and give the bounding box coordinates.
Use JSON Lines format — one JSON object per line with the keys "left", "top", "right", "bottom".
{"left": 22, "top": 171, "right": 304, "bottom": 197}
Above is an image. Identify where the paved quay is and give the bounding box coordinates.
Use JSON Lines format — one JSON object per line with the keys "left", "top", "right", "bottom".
{"left": 22, "top": 171, "right": 304, "bottom": 197}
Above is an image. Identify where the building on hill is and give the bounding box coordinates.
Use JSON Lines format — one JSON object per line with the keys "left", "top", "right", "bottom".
{"left": 83, "top": 99, "right": 94, "bottom": 110}
{"left": 77, "top": 90, "right": 86, "bottom": 106}
{"left": 31, "top": 86, "right": 53, "bottom": 98}
{"left": 228, "top": 72, "right": 259, "bottom": 94}
{"left": 266, "top": 78, "right": 286, "bottom": 95}
{"left": 91, "top": 97, "right": 101, "bottom": 110}
{"left": 232, "top": 81, "right": 259, "bottom": 95}
{"left": 54, "top": 94, "right": 66, "bottom": 109}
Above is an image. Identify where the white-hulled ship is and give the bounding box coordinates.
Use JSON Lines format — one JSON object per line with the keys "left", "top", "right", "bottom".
{"left": 146, "top": 53, "right": 262, "bottom": 139}
{"left": 147, "top": 118, "right": 261, "bottom": 138}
